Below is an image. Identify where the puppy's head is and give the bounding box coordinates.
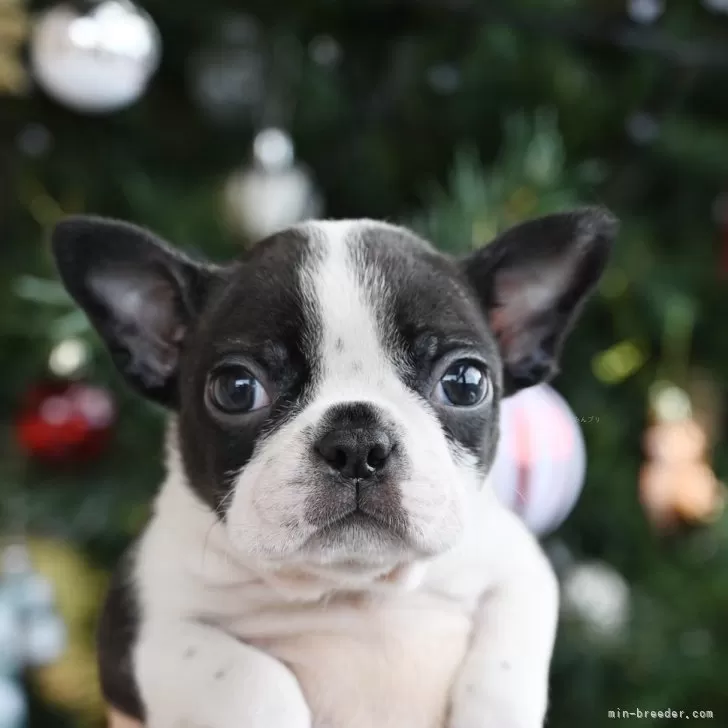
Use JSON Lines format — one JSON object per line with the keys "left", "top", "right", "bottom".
{"left": 53, "top": 211, "right": 615, "bottom": 573}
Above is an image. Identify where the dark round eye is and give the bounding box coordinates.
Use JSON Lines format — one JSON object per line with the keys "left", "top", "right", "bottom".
{"left": 434, "top": 360, "right": 490, "bottom": 407}
{"left": 207, "top": 366, "right": 270, "bottom": 414}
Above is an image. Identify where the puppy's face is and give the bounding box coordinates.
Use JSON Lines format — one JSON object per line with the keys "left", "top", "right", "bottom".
{"left": 53, "top": 212, "right": 615, "bottom": 572}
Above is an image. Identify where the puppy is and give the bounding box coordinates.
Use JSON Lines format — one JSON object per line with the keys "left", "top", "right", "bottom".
{"left": 52, "top": 209, "right": 616, "bottom": 728}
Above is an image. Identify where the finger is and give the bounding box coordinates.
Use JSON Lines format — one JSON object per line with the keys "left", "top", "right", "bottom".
{"left": 108, "top": 707, "right": 144, "bottom": 728}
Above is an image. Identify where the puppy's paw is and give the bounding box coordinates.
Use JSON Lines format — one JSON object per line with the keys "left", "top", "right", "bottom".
{"left": 239, "top": 668, "right": 312, "bottom": 728}
{"left": 148, "top": 670, "right": 312, "bottom": 728}
{"left": 448, "top": 693, "right": 545, "bottom": 728}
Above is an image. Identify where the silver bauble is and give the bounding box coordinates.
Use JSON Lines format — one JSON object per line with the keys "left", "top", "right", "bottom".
{"left": 224, "top": 128, "right": 323, "bottom": 241}
{"left": 31, "top": 0, "right": 161, "bottom": 113}
{"left": 0, "top": 677, "right": 26, "bottom": 728}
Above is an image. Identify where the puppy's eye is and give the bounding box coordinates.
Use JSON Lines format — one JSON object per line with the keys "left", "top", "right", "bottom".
{"left": 208, "top": 366, "right": 270, "bottom": 414}
{"left": 434, "top": 360, "right": 490, "bottom": 407}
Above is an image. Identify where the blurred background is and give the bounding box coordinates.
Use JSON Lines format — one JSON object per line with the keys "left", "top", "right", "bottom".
{"left": 1, "top": 0, "right": 728, "bottom": 726}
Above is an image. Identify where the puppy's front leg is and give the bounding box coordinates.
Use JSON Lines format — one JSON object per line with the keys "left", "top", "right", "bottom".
{"left": 135, "top": 620, "right": 311, "bottom": 728}
{"left": 448, "top": 509, "right": 559, "bottom": 728}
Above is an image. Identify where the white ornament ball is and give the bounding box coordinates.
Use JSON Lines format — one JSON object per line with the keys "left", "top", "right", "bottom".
{"left": 224, "top": 128, "right": 323, "bottom": 241}
{"left": 703, "top": 0, "right": 728, "bottom": 14}
{"left": 23, "top": 613, "right": 67, "bottom": 667}
{"left": 490, "top": 384, "right": 586, "bottom": 536}
{"left": 0, "top": 678, "right": 26, "bottom": 728}
{"left": 1, "top": 571, "right": 55, "bottom": 615}
{"left": 627, "top": 0, "right": 664, "bottom": 24}
{"left": 30, "top": 0, "right": 161, "bottom": 113}
{"left": 188, "top": 14, "right": 264, "bottom": 123}
{"left": 562, "top": 561, "right": 631, "bottom": 640}
{"left": 0, "top": 598, "right": 23, "bottom": 675}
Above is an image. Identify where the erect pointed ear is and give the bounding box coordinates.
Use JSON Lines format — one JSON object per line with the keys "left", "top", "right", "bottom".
{"left": 52, "top": 216, "right": 218, "bottom": 408}
{"left": 460, "top": 207, "right": 618, "bottom": 395}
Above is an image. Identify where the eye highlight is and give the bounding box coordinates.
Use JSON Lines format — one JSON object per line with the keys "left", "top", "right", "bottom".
{"left": 207, "top": 365, "right": 270, "bottom": 415}
{"left": 433, "top": 359, "right": 490, "bottom": 407}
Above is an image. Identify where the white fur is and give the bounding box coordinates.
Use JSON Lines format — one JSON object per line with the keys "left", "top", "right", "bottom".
{"left": 131, "top": 220, "right": 560, "bottom": 728}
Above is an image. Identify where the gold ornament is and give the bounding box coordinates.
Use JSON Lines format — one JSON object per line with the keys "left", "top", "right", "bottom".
{"left": 0, "top": 0, "right": 30, "bottom": 94}
{"left": 27, "top": 538, "right": 108, "bottom": 727}
{"left": 639, "top": 382, "right": 724, "bottom": 529}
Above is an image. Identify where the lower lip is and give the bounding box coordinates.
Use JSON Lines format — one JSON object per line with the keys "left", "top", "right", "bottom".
{"left": 328, "top": 510, "right": 382, "bottom": 530}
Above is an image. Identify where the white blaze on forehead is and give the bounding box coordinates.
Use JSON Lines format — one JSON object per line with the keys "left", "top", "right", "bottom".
{"left": 302, "top": 220, "right": 404, "bottom": 406}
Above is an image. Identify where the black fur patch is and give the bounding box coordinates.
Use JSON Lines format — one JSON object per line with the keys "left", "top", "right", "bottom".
{"left": 176, "top": 228, "right": 319, "bottom": 512}
{"left": 96, "top": 551, "right": 144, "bottom": 721}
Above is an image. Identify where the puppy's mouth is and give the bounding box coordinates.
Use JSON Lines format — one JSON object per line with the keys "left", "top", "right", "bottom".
{"left": 320, "top": 507, "right": 401, "bottom": 533}
{"left": 305, "top": 481, "right": 408, "bottom": 537}
{"left": 304, "top": 501, "right": 410, "bottom": 548}
{"left": 299, "top": 509, "right": 409, "bottom": 567}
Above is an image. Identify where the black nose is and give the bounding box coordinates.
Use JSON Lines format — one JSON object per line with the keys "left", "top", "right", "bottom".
{"left": 315, "top": 427, "right": 393, "bottom": 480}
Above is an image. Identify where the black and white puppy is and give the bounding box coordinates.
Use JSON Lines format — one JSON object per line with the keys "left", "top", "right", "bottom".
{"left": 52, "top": 210, "right": 616, "bottom": 728}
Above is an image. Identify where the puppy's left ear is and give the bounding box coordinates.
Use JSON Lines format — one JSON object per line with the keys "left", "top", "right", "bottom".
{"left": 461, "top": 207, "right": 617, "bottom": 395}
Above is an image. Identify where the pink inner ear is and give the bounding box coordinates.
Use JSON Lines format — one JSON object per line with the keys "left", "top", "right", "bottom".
{"left": 490, "top": 261, "right": 572, "bottom": 335}
{"left": 488, "top": 271, "right": 536, "bottom": 344}
{"left": 488, "top": 266, "right": 565, "bottom": 368}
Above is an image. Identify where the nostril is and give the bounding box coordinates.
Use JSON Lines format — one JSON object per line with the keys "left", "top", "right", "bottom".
{"left": 332, "top": 447, "right": 348, "bottom": 471}
{"left": 366, "top": 443, "right": 389, "bottom": 470}
{"left": 366, "top": 433, "right": 393, "bottom": 471}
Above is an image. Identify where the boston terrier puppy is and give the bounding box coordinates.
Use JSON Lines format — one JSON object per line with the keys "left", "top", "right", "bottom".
{"left": 52, "top": 209, "right": 616, "bottom": 728}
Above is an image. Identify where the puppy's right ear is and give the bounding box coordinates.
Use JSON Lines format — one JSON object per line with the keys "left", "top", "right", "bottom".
{"left": 52, "top": 216, "right": 217, "bottom": 408}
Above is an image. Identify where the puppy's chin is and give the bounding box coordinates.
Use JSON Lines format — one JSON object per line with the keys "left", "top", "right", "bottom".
{"left": 272, "top": 518, "right": 436, "bottom": 589}
{"left": 300, "top": 513, "right": 412, "bottom": 566}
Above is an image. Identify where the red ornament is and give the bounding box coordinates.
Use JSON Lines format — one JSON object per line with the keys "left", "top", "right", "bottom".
{"left": 16, "top": 380, "right": 116, "bottom": 463}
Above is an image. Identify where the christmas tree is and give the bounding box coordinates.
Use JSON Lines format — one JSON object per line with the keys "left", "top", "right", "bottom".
{"left": 1, "top": 1, "right": 728, "bottom": 727}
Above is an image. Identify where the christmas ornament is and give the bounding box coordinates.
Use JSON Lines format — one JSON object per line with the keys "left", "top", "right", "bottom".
{"left": 0, "top": 598, "right": 22, "bottom": 676}
{"left": 0, "top": 0, "right": 30, "bottom": 95}
{"left": 625, "top": 111, "right": 660, "bottom": 146}
{"left": 562, "top": 560, "right": 630, "bottom": 641}
{"left": 427, "top": 63, "right": 461, "bottom": 95}
{"left": 0, "top": 542, "right": 68, "bottom": 728}
{"left": 308, "top": 35, "right": 342, "bottom": 67}
{"left": 703, "top": 0, "right": 728, "bottom": 14}
{"left": 223, "top": 127, "right": 323, "bottom": 242}
{"left": 15, "top": 123, "right": 52, "bottom": 158}
{"left": 30, "top": 0, "right": 160, "bottom": 113}
{"left": 711, "top": 192, "right": 728, "bottom": 279}
{"left": 0, "top": 678, "right": 26, "bottom": 728}
{"left": 15, "top": 380, "right": 115, "bottom": 464}
{"left": 640, "top": 382, "right": 724, "bottom": 529}
{"left": 627, "top": 0, "right": 664, "bottom": 24}
{"left": 24, "top": 613, "right": 67, "bottom": 667}
{"left": 188, "top": 14, "right": 264, "bottom": 124}
{"left": 28, "top": 538, "right": 107, "bottom": 724}
{"left": 490, "top": 384, "right": 587, "bottom": 536}
{"left": 1, "top": 545, "right": 66, "bottom": 667}
{"left": 1, "top": 545, "right": 55, "bottom": 612}
{"left": 48, "top": 338, "right": 89, "bottom": 378}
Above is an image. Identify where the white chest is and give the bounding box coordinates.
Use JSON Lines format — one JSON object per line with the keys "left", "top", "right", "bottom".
{"left": 238, "top": 595, "right": 474, "bottom": 728}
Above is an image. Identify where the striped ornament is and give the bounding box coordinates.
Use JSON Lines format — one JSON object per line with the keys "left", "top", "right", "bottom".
{"left": 490, "top": 384, "right": 586, "bottom": 537}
